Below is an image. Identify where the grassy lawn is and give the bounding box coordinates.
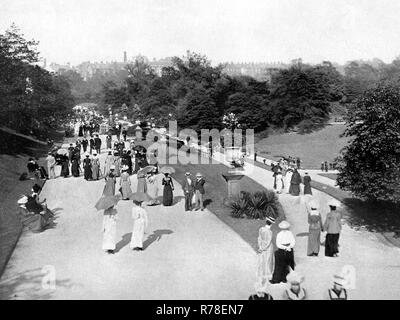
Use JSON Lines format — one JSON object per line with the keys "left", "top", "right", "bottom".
{"left": 254, "top": 124, "right": 349, "bottom": 169}
{"left": 0, "top": 128, "right": 64, "bottom": 277}
{"left": 166, "top": 150, "right": 286, "bottom": 251}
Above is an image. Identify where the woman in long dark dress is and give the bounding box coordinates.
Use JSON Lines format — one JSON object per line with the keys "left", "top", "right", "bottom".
{"left": 78, "top": 125, "right": 83, "bottom": 137}
{"left": 61, "top": 154, "right": 69, "bottom": 178}
{"left": 71, "top": 155, "right": 80, "bottom": 177}
{"left": 303, "top": 172, "right": 312, "bottom": 195}
{"left": 83, "top": 154, "right": 92, "bottom": 180}
{"left": 162, "top": 173, "right": 174, "bottom": 206}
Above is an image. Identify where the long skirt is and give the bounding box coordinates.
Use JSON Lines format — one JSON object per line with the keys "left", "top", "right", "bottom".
{"left": 61, "top": 162, "right": 69, "bottom": 177}
{"left": 307, "top": 228, "right": 321, "bottom": 255}
{"left": 289, "top": 183, "right": 300, "bottom": 196}
{"left": 325, "top": 233, "right": 340, "bottom": 257}
{"left": 130, "top": 218, "right": 146, "bottom": 249}
{"left": 92, "top": 164, "right": 100, "bottom": 180}
{"left": 102, "top": 215, "right": 117, "bottom": 251}
{"left": 163, "top": 185, "right": 173, "bottom": 206}
{"left": 304, "top": 184, "right": 312, "bottom": 195}
{"left": 257, "top": 247, "right": 275, "bottom": 283}
{"left": 84, "top": 166, "right": 92, "bottom": 180}
{"left": 270, "top": 249, "right": 295, "bottom": 284}
{"left": 137, "top": 177, "right": 147, "bottom": 193}
{"left": 103, "top": 180, "right": 115, "bottom": 196}
{"left": 71, "top": 162, "right": 80, "bottom": 177}
{"left": 106, "top": 140, "right": 112, "bottom": 149}
{"left": 285, "top": 173, "right": 293, "bottom": 193}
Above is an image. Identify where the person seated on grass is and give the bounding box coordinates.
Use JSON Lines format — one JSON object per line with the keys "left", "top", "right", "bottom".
{"left": 27, "top": 158, "right": 40, "bottom": 180}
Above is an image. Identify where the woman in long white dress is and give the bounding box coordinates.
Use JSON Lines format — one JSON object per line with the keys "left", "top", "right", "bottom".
{"left": 130, "top": 201, "right": 149, "bottom": 250}
{"left": 102, "top": 205, "right": 118, "bottom": 254}
{"left": 257, "top": 217, "right": 275, "bottom": 284}
{"left": 104, "top": 150, "right": 114, "bottom": 177}
{"left": 275, "top": 171, "right": 284, "bottom": 194}
{"left": 285, "top": 168, "right": 293, "bottom": 193}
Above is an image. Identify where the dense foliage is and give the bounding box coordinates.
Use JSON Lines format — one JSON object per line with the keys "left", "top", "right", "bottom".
{"left": 336, "top": 84, "right": 400, "bottom": 203}
{"left": 0, "top": 24, "right": 74, "bottom": 137}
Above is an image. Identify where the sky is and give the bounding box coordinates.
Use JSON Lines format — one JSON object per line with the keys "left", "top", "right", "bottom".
{"left": 1, "top": 0, "right": 400, "bottom": 66}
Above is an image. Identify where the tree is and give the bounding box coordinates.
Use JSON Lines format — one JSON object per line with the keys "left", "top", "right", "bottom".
{"left": 336, "top": 84, "right": 400, "bottom": 203}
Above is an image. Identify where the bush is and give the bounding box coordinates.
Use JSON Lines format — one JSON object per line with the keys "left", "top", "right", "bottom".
{"left": 226, "top": 190, "right": 281, "bottom": 220}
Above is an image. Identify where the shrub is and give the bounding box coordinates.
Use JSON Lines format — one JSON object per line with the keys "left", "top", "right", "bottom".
{"left": 227, "top": 190, "right": 281, "bottom": 220}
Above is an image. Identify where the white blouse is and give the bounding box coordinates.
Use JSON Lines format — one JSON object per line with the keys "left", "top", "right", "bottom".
{"left": 276, "top": 230, "right": 296, "bottom": 250}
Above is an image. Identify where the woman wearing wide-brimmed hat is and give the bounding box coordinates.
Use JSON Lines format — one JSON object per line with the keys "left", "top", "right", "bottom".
{"left": 283, "top": 269, "right": 307, "bottom": 300}
{"left": 270, "top": 220, "right": 296, "bottom": 284}
{"left": 130, "top": 192, "right": 150, "bottom": 251}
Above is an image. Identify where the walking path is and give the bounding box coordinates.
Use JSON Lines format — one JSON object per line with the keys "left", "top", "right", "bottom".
{"left": 211, "top": 150, "right": 400, "bottom": 299}
{"left": 0, "top": 135, "right": 257, "bottom": 300}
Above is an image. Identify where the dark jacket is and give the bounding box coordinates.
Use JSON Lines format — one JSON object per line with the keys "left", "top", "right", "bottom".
{"left": 194, "top": 178, "right": 205, "bottom": 194}
{"left": 94, "top": 137, "right": 102, "bottom": 148}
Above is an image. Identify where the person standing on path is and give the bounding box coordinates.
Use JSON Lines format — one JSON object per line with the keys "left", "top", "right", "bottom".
{"left": 130, "top": 200, "right": 149, "bottom": 251}
{"left": 102, "top": 205, "right": 118, "bottom": 254}
{"left": 103, "top": 166, "right": 116, "bottom": 196}
{"left": 46, "top": 152, "right": 56, "bottom": 179}
{"left": 289, "top": 169, "right": 301, "bottom": 196}
{"left": 137, "top": 169, "right": 147, "bottom": 193}
{"left": 182, "top": 172, "right": 194, "bottom": 211}
{"left": 119, "top": 166, "right": 133, "bottom": 200}
{"left": 89, "top": 135, "right": 95, "bottom": 155}
{"left": 275, "top": 170, "right": 284, "bottom": 194}
{"left": 307, "top": 200, "right": 323, "bottom": 256}
{"left": 162, "top": 173, "right": 174, "bottom": 206}
{"left": 103, "top": 150, "right": 114, "bottom": 177}
{"left": 282, "top": 270, "right": 307, "bottom": 300}
{"left": 91, "top": 152, "right": 100, "bottom": 180}
{"left": 285, "top": 168, "right": 293, "bottom": 193}
{"left": 61, "top": 154, "right": 70, "bottom": 178}
{"left": 194, "top": 173, "right": 205, "bottom": 211}
{"left": 270, "top": 221, "right": 295, "bottom": 284}
{"left": 94, "top": 134, "right": 102, "bottom": 155}
{"left": 303, "top": 172, "right": 312, "bottom": 195}
{"left": 81, "top": 137, "right": 88, "bottom": 153}
{"left": 83, "top": 154, "right": 92, "bottom": 180}
{"left": 106, "top": 134, "right": 112, "bottom": 150}
{"left": 257, "top": 216, "right": 275, "bottom": 285}
{"left": 71, "top": 154, "right": 81, "bottom": 177}
{"left": 324, "top": 201, "right": 342, "bottom": 257}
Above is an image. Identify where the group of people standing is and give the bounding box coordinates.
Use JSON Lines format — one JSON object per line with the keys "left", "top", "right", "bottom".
{"left": 254, "top": 198, "right": 345, "bottom": 300}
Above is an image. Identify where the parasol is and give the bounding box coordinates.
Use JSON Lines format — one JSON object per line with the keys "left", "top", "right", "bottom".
{"left": 95, "top": 194, "right": 121, "bottom": 211}
{"left": 141, "top": 166, "right": 156, "bottom": 174}
{"left": 57, "top": 148, "right": 68, "bottom": 155}
{"left": 159, "top": 166, "right": 175, "bottom": 174}
{"left": 129, "top": 192, "right": 152, "bottom": 203}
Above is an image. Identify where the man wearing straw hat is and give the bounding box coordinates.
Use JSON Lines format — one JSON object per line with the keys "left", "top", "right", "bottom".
{"left": 194, "top": 172, "right": 205, "bottom": 211}
{"left": 270, "top": 220, "right": 296, "bottom": 284}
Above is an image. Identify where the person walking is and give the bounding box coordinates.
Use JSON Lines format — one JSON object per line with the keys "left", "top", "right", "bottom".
{"left": 81, "top": 137, "right": 88, "bottom": 153}
{"left": 89, "top": 135, "right": 95, "bottom": 155}
{"left": 71, "top": 154, "right": 81, "bottom": 177}
{"left": 182, "top": 172, "right": 194, "bottom": 211}
{"left": 91, "top": 152, "right": 100, "bottom": 180}
{"left": 257, "top": 216, "right": 275, "bottom": 285}
{"left": 289, "top": 169, "right": 301, "bottom": 196}
{"left": 119, "top": 166, "right": 133, "bottom": 200}
{"left": 136, "top": 169, "right": 147, "bottom": 193}
{"left": 83, "top": 154, "right": 92, "bottom": 180}
{"left": 103, "top": 167, "right": 116, "bottom": 196}
{"left": 61, "top": 154, "right": 70, "bottom": 178}
{"left": 194, "top": 173, "right": 205, "bottom": 211}
{"left": 103, "top": 150, "right": 114, "bottom": 177}
{"left": 46, "top": 152, "right": 56, "bottom": 179}
{"left": 270, "top": 221, "right": 295, "bottom": 284}
{"left": 324, "top": 200, "right": 342, "bottom": 257}
{"left": 275, "top": 170, "right": 284, "bottom": 194}
{"left": 102, "top": 204, "right": 118, "bottom": 254}
{"left": 130, "top": 198, "right": 149, "bottom": 251}
{"left": 324, "top": 161, "right": 329, "bottom": 172}
{"left": 113, "top": 151, "right": 121, "bottom": 177}
{"left": 162, "top": 173, "right": 174, "bottom": 206}
{"left": 303, "top": 172, "right": 312, "bottom": 195}
{"left": 106, "top": 134, "right": 112, "bottom": 150}
{"left": 307, "top": 200, "right": 323, "bottom": 256}
{"left": 94, "top": 134, "right": 102, "bottom": 155}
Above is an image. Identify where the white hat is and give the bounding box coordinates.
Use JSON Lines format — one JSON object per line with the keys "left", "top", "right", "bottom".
{"left": 333, "top": 272, "right": 346, "bottom": 286}
{"left": 278, "top": 220, "right": 290, "bottom": 230}
{"left": 196, "top": 172, "right": 202, "bottom": 177}
{"left": 122, "top": 165, "right": 129, "bottom": 171}
{"left": 110, "top": 165, "right": 116, "bottom": 170}
{"left": 286, "top": 269, "right": 304, "bottom": 285}
{"left": 308, "top": 199, "right": 319, "bottom": 210}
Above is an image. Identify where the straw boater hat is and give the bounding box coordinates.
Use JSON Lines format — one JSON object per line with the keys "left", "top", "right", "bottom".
{"left": 196, "top": 172, "right": 202, "bottom": 177}
{"left": 185, "top": 172, "right": 191, "bottom": 176}
{"left": 278, "top": 220, "right": 290, "bottom": 230}
{"left": 286, "top": 269, "right": 305, "bottom": 285}
{"left": 266, "top": 216, "right": 276, "bottom": 224}
{"left": 110, "top": 165, "right": 116, "bottom": 170}
{"left": 333, "top": 272, "right": 346, "bottom": 286}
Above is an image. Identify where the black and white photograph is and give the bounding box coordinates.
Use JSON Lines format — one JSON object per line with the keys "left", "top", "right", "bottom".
{"left": 1, "top": 0, "right": 400, "bottom": 303}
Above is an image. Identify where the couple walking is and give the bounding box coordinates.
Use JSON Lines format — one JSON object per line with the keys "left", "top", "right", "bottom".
{"left": 182, "top": 172, "right": 205, "bottom": 211}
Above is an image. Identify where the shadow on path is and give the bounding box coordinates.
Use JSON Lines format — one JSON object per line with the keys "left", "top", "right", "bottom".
{"left": 143, "top": 229, "right": 173, "bottom": 250}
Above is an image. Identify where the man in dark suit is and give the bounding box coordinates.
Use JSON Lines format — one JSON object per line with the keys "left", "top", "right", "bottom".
{"left": 182, "top": 172, "right": 194, "bottom": 211}
{"left": 94, "top": 134, "right": 102, "bottom": 155}
{"left": 89, "top": 135, "right": 95, "bottom": 155}
{"left": 194, "top": 172, "right": 205, "bottom": 211}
